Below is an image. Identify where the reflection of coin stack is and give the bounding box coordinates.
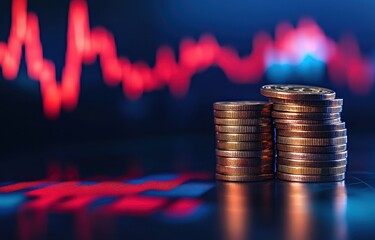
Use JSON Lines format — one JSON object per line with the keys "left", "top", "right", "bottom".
{"left": 261, "top": 85, "right": 347, "bottom": 182}
{"left": 214, "top": 102, "right": 275, "bottom": 182}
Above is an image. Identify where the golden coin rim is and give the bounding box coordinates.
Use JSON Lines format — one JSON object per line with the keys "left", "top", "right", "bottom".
{"left": 213, "top": 101, "right": 272, "bottom": 111}
{"left": 276, "top": 172, "right": 345, "bottom": 182}
{"left": 277, "top": 164, "right": 346, "bottom": 175}
{"left": 272, "top": 111, "right": 340, "bottom": 120}
{"left": 276, "top": 136, "right": 348, "bottom": 146}
{"left": 276, "top": 129, "right": 347, "bottom": 138}
{"left": 269, "top": 98, "right": 343, "bottom": 106}
{"left": 277, "top": 157, "right": 347, "bottom": 167}
{"left": 276, "top": 143, "right": 347, "bottom": 153}
{"left": 216, "top": 173, "right": 275, "bottom": 182}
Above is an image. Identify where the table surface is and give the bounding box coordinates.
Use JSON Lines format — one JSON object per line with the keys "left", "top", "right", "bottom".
{"left": 0, "top": 133, "right": 374, "bottom": 240}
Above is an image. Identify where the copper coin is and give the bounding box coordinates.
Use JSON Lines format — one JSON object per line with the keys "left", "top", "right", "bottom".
{"left": 261, "top": 85, "right": 335, "bottom": 100}
{"left": 276, "top": 136, "right": 348, "bottom": 146}
{"left": 216, "top": 156, "right": 274, "bottom": 167}
{"left": 273, "top": 118, "right": 341, "bottom": 124}
{"left": 277, "top": 151, "right": 348, "bottom": 160}
{"left": 275, "top": 122, "right": 346, "bottom": 131}
{"left": 277, "top": 172, "right": 345, "bottom": 182}
{"left": 277, "top": 129, "right": 347, "bottom": 138}
{"left": 269, "top": 98, "right": 343, "bottom": 107}
{"left": 216, "top": 173, "right": 274, "bottom": 182}
{"left": 213, "top": 101, "right": 272, "bottom": 111}
{"left": 216, "top": 149, "right": 274, "bottom": 158}
{"left": 277, "top": 157, "right": 347, "bottom": 168}
{"left": 215, "top": 125, "right": 273, "bottom": 133}
{"left": 214, "top": 117, "right": 272, "bottom": 126}
{"left": 277, "top": 165, "right": 346, "bottom": 175}
{"left": 216, "top": 165, "right": 274, "bottom": 175}
{"left": 214, "top": 110, "right": 271, "bottom": 118}
{"left": 276, "top": 144, "right": 347, "bottom": 153}
{"left": 273, "top": 104, "right": 342, "bottom": 113}
{"left": 216, "top": 133, "right": 274, "bottom": 142}
{"left": 272, "top": 111, "right": 340, "bottom": 120}
{"left": 217, "top": 141, "right": 274, "bottom": 150}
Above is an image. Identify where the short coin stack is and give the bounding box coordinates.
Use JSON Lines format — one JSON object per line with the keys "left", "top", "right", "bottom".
{"left": 214, "top": 101, "right": 275, "bottom": 182}
{"left": 261, "top": 85, "right": 347, "bottom": 182}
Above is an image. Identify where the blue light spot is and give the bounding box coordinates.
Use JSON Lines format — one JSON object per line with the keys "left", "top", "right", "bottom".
{"left": 0, "top": 193, "right": 25, "bottom": 215}
{"left": 126, "top": 174, "right": 179, "bottom": 184}
{"left": 142, "top": 182, "right": 214, "bottom": 198}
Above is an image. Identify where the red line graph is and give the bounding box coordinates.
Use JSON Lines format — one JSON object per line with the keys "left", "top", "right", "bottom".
{"left": 0, "top": 0, "right": 373, "bottom": 118}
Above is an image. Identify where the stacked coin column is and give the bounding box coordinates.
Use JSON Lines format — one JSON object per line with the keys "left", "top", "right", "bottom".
{"left": 261, "top": 85, "right": 348, "bottom": 183}
{"left": 213, "top": 101, "right": 275, "bottom": 182}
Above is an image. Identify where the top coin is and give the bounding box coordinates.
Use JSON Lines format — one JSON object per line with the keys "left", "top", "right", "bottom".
{"left": 213, "top": 101, "right": 272, "bottom": 111}
{"left": 261, "top": 85, "right": 335, "bottom": 100}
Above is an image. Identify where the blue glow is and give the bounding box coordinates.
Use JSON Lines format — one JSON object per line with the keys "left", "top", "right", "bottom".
{"left": 126, "top": 174, "right": 179, "bottom": 184}
{"left": 0, "top": 193, "right": 25, "bottom": 215}
{"left": 142, "top": 182, "right": 214, "bottom": 198}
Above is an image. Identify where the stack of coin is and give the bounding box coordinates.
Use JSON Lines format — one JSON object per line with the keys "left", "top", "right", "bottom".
{"left": 214, "top": 101, "right": 275, "bottom": 182}
{"left": 260, "top": 85, "right": 347, "bottom": 183}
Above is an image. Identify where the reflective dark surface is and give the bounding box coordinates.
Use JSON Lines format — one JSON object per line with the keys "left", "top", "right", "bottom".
{"left": 0, "top": 134, "right": 375, "bottom": 240}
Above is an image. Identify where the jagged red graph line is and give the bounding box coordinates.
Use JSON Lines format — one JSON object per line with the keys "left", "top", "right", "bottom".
{"left": 0, "top": 0, "right": 373, "bottom": 118}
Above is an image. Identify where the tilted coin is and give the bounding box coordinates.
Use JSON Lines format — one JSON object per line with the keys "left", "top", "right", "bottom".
{"left": 216, "top": 133, "right": 274, "bottom": 142}
{"left": 277, "top": 157, "right": 347, "bottom": 168}
{"left": 273, "top": 118, "right": 341, "bottom": 124}
{"left": 277, "top": 172, "right": 345, "bottom": 182}
{"left": 216, "top": 149, "right": 274, "bottom": 158}
{"left": 214, "top": 117, "right": 272, "bottom": 126}
{"left": 277, "top": 165, "right": 346, "bottom": 175}
{"left": 214, "top": 110, "right": 271, "bottom": 118}
{"left": 217, "top": 141, "right": 274, "bottom": 150}
{"left": 215, "top": 125, "right": 273, "bottom": 133}
{"left": 277, "top": 151, "right": 348, "bottom": 160}
{"left": 276, "top": 144, "right": 347, "bottom": 153}
{"left": 213, "top": 101, "right": 272, "bottom": 111}
{"left": 275, "top": 122, "right": 346, "bottom": 131}
{"left": 272, "top": 111, "right": 340, "bottom": 120}
{"left": 277, "top": 129, "right": 347, "bottom": 138}
{"left": 216, "top": 165, "right": 274, "bottom": 175}
{"left": 276, "top": 136, "right": 347, "bottom": 146}
{"left": 216, "top": 156, "right": 274, "bottom": 167}
{"left": 273, "top": 104, "right": 342, "bottom": 113}
{"left": 269, "top": 98, "right": 343, "bottom": 107}
{"left": 261, "top": 85, "right": 336, "bottom": 100}
{"left": 216, "top": 173, "right": 274, "bottom": 182}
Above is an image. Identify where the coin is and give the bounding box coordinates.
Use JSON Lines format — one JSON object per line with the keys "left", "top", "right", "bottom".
{"left": 216, "top": 156, "right": 274, "bottom": 167}
{"left": 275, "top": 122, "right": 346, "bottom": 131}
{"left": 214, "top": 110, "right": 271, "bottom": 118}
{"left": 213, "top": 101, "right": 272, "bottom": 111}
{"left": 216, "top": 133, "right": 274, "bottom": 142}
{"left": 277, "top": 165, "right": 346, "bottom": 175}
{"left": 272, "top": 111, "right": 340, "bottom": 120}
{"left": 273, "top": 104, "right": 342, "bottom": 113}
{"left": 276, "top": 136, "right": 347, "bottom": 146}
{"left": 215, "top": 125, "right": 273, "bottom": 133}
{"left": 216, "top": 149, "right": 274, "bottom": 158}
{"left": 276, "top": 144, "right": 347, "bottom": 153}
{"left": 273, "top": 118, "right": 341, "bottom": 124}
{"left": 216, "top": 165, "right": 274, "bottom": 175}
{"left": 277, "top": 157, "right": 347, "bottom": 168}
{"left": 277, "top": 172, "right": 345, "bottom": 182}
{"left": 277, "top": 129, "right": 347, "bottom": 138}
{"left": 261, "top": 85, "right": 335, "bottom": 100}
{"left": 269, "top": 98, "right": 343, "bottom": 107}
{"left": 277, "top": 151, "right": 348, "bottom": 160}
{"left": 217, "top": 141, "right": 274, "bottom": 150}
{"left": 216, "top": 173, "right": 274, "bottom": 182}
{"left": 214, "top": 118, "right": 272, "bottom": 126}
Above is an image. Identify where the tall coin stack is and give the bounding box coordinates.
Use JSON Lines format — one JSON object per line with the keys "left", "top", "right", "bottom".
{"left": 214, "top": 101, "right": 275, "bottom": 182}
{"left": 261, "top": 85, "right": 347, "bottom": 182}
